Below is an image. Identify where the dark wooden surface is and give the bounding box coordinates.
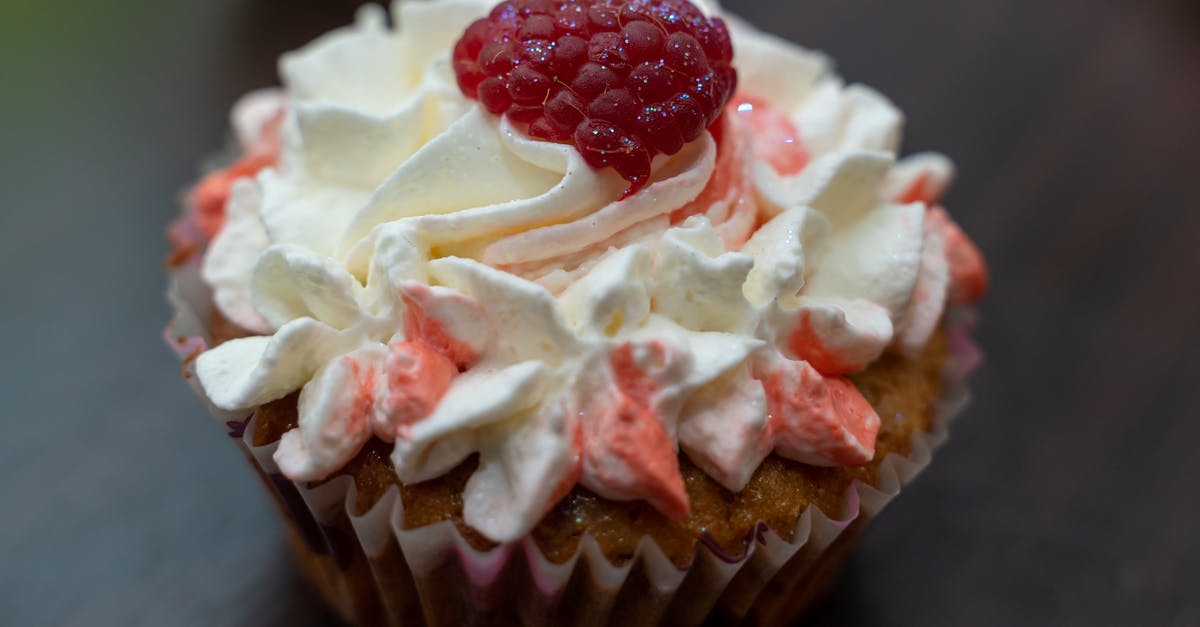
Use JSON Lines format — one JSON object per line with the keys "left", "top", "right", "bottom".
{"left": 2, "top": 0, "right": 1198, "bottom": 625}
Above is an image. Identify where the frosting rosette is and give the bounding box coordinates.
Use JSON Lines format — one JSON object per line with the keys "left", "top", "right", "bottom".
{"left": 186, "top": 0, "right": 987, "bottom": 544}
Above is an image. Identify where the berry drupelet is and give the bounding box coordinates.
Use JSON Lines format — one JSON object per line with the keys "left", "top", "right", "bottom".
{"left": 453, "top": 0, "right": 737, "bottom": 193}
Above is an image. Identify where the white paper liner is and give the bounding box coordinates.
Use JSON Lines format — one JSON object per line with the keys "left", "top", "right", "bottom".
{"left": 166, "top": 261, "right": 976, "bottom": 627}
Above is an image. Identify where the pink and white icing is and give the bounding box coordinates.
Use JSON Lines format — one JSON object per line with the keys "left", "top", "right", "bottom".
{"left": 187, "top": 0, "right": 987, "bottom": 543}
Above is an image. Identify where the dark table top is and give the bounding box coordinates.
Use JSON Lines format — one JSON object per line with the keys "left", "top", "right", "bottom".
{"left": 2, "top": 0, "right": 1198, "bottom": 625}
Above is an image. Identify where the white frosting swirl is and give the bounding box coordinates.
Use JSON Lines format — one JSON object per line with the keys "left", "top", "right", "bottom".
{"left": 193, "top": 0, "right": 963, "bottom": 543}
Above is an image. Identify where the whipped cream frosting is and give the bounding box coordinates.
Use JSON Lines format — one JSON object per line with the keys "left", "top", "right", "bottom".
{"left": 188, "top": 0, "right": 986, "bottom": 543}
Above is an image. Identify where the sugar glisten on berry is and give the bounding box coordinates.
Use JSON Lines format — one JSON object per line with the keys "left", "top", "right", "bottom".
{"left": 453, "top": 0, "right": 737, "bottom": 193}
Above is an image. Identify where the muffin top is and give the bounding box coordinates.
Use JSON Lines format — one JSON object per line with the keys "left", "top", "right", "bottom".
{"left": 181, "top": 0, "right": 986, "bottom": 543}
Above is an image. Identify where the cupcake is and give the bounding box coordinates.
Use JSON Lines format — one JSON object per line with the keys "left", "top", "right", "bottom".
{"left": 165, "top": 0, "right": 988, "bottom": 625}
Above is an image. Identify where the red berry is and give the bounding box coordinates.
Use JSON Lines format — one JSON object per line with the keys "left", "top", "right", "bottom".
{"left": 663, "top": 32, "right": 708, "bottom": 76}
{"left": 588, "top": 88, "right": 639, "bottom": 128}
{"left": 530, "top": 116, "right": 573, "bottom": 141}
{"left": 508, "top": 65, "right": 552, "bottom": 105}
{"left": 555, "top": 4, "right": 587, "bottom": 34}
{"left": 666, "top": 92, "right": 706, "bottom": 141}
{"left": 519, "top": 14, "right": 556, "bottom": 40}
{"left": 638, "top": 104, "right": 684, "bottom": 155}
{"left": 478, "top": 77, "right": 512, "bottom": 113}
{"left": 587, "top": 5, "right": 620, "bottom": 32}
{"left": 517, "top": 39, "right": 554, "bottom": 72}
{"left": 479, "top": 41, "right": 515, "bottom": 74}
{"left": 572, "top": 62, "right": 621, "bottom": 98}
{"left": 628, "top": 62, "right": 679, "bottom": 103}
{"left": 452, "top": 0, "right": 737, "bottom": 193}
{"left": 551, "top": 35, "right": 588, "bottom": 74}
{"left": 508, "top": 104, "right": 545, "bottom": 123}
{"left": 545, "top": 89, "right": 587, "bottom": 128}
{"left": 622, "top": 21, "right": 664, "bottom": 63}
{"left": 576, "top": 120, "right": 651, "bottom": 187}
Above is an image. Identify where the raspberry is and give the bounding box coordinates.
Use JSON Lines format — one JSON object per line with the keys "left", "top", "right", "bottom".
{"left": 453, "top": 0, "right": 737, "bottom": 193}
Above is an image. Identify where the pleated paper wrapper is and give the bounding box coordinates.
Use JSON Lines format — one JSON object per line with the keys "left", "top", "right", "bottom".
{"left": 166, "top": 256, "right": 976, "bottom": 627}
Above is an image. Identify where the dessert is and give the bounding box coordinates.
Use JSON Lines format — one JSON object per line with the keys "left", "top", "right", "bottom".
{"left": 166, "top": 0, "right": 987, "bottom": 624}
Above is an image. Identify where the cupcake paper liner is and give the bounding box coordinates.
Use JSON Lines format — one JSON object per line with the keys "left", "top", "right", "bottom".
{"left": 166, "top": 261, "right": 974, "bottom": 627}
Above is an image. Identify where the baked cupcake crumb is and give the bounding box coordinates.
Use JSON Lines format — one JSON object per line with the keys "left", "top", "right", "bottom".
{"left": 251, "top": 329, "right": 948, "bottom": 566}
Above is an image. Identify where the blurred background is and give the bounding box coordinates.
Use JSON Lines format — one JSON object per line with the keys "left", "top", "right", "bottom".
{"left": 1, "top": 0, "right": 1198, "bottom": 625}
